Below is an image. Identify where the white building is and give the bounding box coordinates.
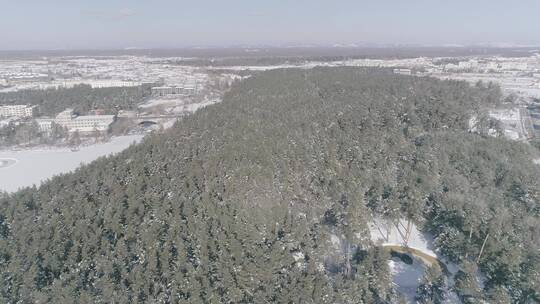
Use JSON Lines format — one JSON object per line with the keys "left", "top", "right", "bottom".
{"left": 151, "top": 85, "right": 198, "bottom": 97}
{"left": 88, "top": 80, "right": 141, "bottom": 89}
{"left": 393, "top": 68, "right": 412, "bottom": 76}
{"left": 35, "top": 118, "right": 54, "bottom": 133}
{"left": 501, "top": 62, "right": 528, "bottom": 71}
{"left": 486, "top": 62, "right": 500, "bottom": 71}
{"left": 152, "top": 86, "right": 175, "bottom": 97}
{"left": 117, "top": 110, "right": 138, "bottom": 118}
{"left": 444, "top": 63, "right": 459, "bottom": 71}
{"left": 0, "top": 105, "right": 36, "bottom": 118}
{"left": 458, "top": 60, "right": 478, "bottom": 70}
{"left": 52, "top": 109, "right": 115, "bottom": 134}
{"left": 55, "top": 109, "right": 115, "bottom": 133}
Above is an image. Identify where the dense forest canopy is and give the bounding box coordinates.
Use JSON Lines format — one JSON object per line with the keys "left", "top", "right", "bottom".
{"left": 0, "top": 83, "right": 153, "bottom": 116}
{"left": 0, "top": 68, "right": 538, "bottom": 303}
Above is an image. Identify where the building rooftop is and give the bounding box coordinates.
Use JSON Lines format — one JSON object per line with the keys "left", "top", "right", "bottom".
{"left": 73, "top": 115, "right": 115, "bottom": 120}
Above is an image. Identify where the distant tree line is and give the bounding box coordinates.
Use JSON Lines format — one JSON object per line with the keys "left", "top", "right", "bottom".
{"left": 165, "top": 56, "right": 353, "bottom": 67}
{"left": 0, "top": 83, "right": 154, "bottom": 116}
{"left": 0, "top": 121, "right": 96, "bottom": 148}
{"left": 0, "top": 120, "right": 67, "bottom": 147}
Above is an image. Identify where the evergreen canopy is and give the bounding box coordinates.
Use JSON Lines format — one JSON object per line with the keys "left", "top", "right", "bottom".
{"left": 0, "top": 67, "right": 538, "bottom": 303}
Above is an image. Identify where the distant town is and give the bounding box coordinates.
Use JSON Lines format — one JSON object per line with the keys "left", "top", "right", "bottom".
{"left": 0, "top": 56, "right": 242, "bottom": 149}
{"left": 1, "top": 51, "right": 539, "bottom": 150}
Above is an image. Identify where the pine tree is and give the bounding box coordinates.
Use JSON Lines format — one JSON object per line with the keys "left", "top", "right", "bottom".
{"left": 416, "top": 265, "right": 446, "bottom": 304}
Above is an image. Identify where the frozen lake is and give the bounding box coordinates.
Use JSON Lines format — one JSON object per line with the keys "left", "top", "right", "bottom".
{"left": 0, "top": 135, "right": 143, "bottom": 193}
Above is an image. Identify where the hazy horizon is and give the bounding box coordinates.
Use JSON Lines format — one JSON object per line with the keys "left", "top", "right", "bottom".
{"left": 1, "top": 0, "right": 540, "bottom": 50}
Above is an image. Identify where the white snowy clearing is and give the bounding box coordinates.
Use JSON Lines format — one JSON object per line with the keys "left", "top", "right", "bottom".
{"left": 369, "top": 218, "right": 460, "bottom": 303}
{"left": 0, "top": 135, "right": 143, "bottom": 192}
{"left": 369, "top": 217, "right": 437, "bottom": 258}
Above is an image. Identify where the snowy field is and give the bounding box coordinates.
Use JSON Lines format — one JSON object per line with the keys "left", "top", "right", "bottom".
{"left": 0, "top": 135, "right": 143, "bottom": 192}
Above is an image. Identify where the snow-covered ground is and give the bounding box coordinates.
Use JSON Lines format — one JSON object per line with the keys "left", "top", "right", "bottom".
{"left": 470, "top": 108, "right": 530, "bottom": 141}
{"left": 176, "top": 99, "right": 218, "bottom": 114}
{"left": 507, "top": 87, "right": 540, "bottom": 99}
{"left": 389, "top": 258, "right": 427, "bottom": 302}
{"left": 489, "top": 109, "right": 524, "bottom": 141}
{"left": 369, "top": 218, "right": 460, "bottom": 303}
{"left": 370, "top": 218, "right": 437, "bottom": 302}
{"left": 0, "top": 135, "right": 143, "bottom": 192}
{"left": 138, "top": 98, "right": 184, "bottom": 109}
{"left": 369, "top": 218, "right": 437, "bottom": 257}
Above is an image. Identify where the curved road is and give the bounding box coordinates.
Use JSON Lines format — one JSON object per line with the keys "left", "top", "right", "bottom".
{"left": 383, "top": 244, "right": 449, "bottom": 274}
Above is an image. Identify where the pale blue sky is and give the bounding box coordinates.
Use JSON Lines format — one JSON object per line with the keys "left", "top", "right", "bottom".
{"left": 1, "top": 0, "right": 539, "bottom": 50}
